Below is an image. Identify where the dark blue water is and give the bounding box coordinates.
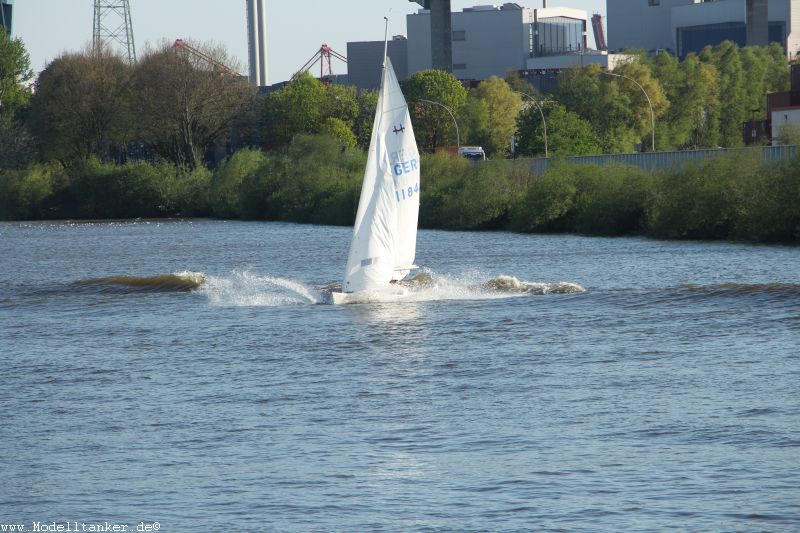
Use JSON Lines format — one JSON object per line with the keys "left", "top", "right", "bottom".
{"left": 2, "top": 220, "right": 799, "bottom": 532}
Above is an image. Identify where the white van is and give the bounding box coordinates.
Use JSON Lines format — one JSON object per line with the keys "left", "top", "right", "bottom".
{"left": 458, "top": 146, "right": 486, "bottom": 161}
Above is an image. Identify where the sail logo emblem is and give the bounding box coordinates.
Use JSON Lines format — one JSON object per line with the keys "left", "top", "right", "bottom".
{"left": 393, "top": 125, "right": 405, "bottom": 135}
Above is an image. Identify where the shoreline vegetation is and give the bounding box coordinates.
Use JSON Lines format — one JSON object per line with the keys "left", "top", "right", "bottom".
{"left": 2, "top": 138, "right": 798, "bottom": 243}
{"left": 1, "top": 31, "right": 798, "bottom": 243}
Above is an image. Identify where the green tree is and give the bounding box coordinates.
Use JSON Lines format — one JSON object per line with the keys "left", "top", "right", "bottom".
{"left": 553, "top": 64, "right": 638, "bottom": 153}
{"left": 0, "top": 28, "right": 32, "bottom": 115}
{"left": 262, "top": 71, "right": 328, "bottom": 149}
{"left": 469, "top": 76, "right": 521, "bottom": 156}
{"left": 29, "top": 46, "right": 133, "bottom": 163}
{"left": 321, "top": 117, "right": 357, "bottom": 148}
{"left": 764, "top": 42, "right": 790, "bottom": 93}
{"left": 133, "top": 40, "right": 256, "bottom": 170}
{"left": 613, "top": 60, "right": 668, "bottom": 151}
{"left": 210, "top": 147, "right": 267, "bottom": 217}
{"left": 709, "top": 41, "right": 746, "bottom": 147}
{"left": 740, "top": 46, "right": 769, "bottom": 117}
{"left": 404, "top": 69, "right": 468, "bottom": 152}
{"left": 648, "top": 51, "right": 720, "bottom": 149}
{"left": 459, "top": 96, "right": 490, "bottom": 150}
{"left": 504, "top": 70, "right": 539, "bottom": 99}
{"left": 324, "top": 83, "right": 359, "bottom": 126}
{"left": 682, "top": 54, "right": 721, "bottom": 148}
{"left": 354, "top": 89, "right": 378, "bottom": 149}
{"left": 516, "top": 102, "right": 600, "bottom": 157}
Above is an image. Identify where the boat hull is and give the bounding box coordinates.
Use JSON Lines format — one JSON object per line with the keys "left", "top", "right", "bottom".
{"left": 329, "top": 285, "right": 409, "bottom": 305}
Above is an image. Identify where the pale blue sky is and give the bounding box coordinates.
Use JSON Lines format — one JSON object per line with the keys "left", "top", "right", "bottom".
{"left": 15, "top": 0, "right": 606, "bottom": 83}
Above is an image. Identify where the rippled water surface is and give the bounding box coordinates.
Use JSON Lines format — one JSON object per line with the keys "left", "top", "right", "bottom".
{"left": 2, "top": 220, "right": 799, "bottom": 532}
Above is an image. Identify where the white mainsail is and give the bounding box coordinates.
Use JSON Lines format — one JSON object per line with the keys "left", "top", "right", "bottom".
{"left": 341, "top": 57, "right": 420, "bottom": 294}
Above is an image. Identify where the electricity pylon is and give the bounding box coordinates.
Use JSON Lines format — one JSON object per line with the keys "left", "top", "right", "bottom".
{"left": 93, "top": 0, "right": 136, "bottom": 63}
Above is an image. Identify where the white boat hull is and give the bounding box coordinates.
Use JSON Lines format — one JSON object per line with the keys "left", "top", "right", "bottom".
{"left": 329, "top": 285, "right": 409, "bottom": 305}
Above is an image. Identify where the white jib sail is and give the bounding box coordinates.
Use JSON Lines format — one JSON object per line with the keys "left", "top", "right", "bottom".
{"left": 342, "top": 57, "right": 420, "bottom": 293}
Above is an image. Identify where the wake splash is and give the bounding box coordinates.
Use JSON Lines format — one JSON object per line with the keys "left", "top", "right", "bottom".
{"left": 196, "top": 269, "right": 584, "bottom": 307}
{"left": 199, "top": 270, "right": 322, "bottom": 307}
{"left": 73, "top": 272, "right": 205, "bottom": 293}
{"left": 67, "top": 270, "right": 585, "bottom": 307}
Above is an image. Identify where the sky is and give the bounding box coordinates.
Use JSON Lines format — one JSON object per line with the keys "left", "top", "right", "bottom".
{"left": 14, "top": 0, "right": 606, "bottom": 84}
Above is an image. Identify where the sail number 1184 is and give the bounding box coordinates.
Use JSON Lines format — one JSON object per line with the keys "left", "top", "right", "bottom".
{"left": 396, "top": 183, "right": 419, "bottom": 202}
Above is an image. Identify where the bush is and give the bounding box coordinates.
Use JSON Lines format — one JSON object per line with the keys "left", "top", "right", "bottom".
{"left": 572, "top": 163, "right": 654, "bottom": 235}
{"left": 734, "top": 157, "right": 800, "bottom": 242}
{"left": 647, "top": 151, "right": 760, "bottom": 239}
{"left": 170, "top": 166, "right": 212, "bottom": 217}
{"left": 419, "top": 152, "right": 470, "bottom": 229}
{"left": 442, "top": 160, "right": 525, "bottom": 229}
{"left": 0, "top": 165, "right": 56, "bottom": 220}
{"left": 65, "top": 158, "right": 165, "bottom": 219}
{"left": 211, "top": 148, "right": 268, "bottom": 218}
{"left": 509, "top": 164, "right": 577, "bottom": 232}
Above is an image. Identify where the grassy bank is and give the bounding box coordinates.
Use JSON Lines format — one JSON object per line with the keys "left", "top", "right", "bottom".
{"left": 1, "top": 136, "right": 798, "bottom": 243}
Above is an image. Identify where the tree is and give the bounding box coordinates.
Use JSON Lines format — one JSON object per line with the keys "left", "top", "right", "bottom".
{"left": 710, "top": 41, "right": 746, "bottom": 147}
{"left": 612, "top": 60, "right": 668, "bottom": 151}
{"left": 516, "top": 102, "right": 600, "bottom": 157}
{"left": 459, "top": 96, "right": 490, "bottom": 150}
{"left": 0, "top": 28, "right": 32, "bottom": 115}
{"left": 133, "top": 40, "right": 256, "bottom": 170}
{"left": 648, "top": 51, "right": 720, "bottom": 149}
{"left": 469, "top": 76, "right": 521, "bottom": 156}
{"left": 764, "top": 42, "right": 790, "bottom": 94}
{"left": 553, "top": 64, "right": 638, "bottom": 153}
{"left": 263, "top": 72, "right": 326, "bottom": 149}
{"left": 29, "top": 46, "right": 133, "bottom": 164}
{"left": 354, "top": 89, "right": 378, "bottom": 149}
{"left": 403, "top": 69, "right": 467, "bottom": 152}
{"left": 321, "top": 117, "right": 357, "bottom": 148}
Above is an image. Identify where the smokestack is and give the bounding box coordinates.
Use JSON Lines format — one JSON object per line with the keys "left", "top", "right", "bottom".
{"left": 746, "top": 0, "right": 768, "bottom": 47}
{"left": 247, "top": 0, "right": 269, "bottom": 86}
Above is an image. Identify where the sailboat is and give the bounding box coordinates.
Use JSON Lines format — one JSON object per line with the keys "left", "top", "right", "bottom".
{"left": 331, "top": 32, "right": 421, "bottom": 305}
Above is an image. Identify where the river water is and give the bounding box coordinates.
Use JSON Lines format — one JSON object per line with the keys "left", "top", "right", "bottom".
{"left": 2, "top": 220, "right": 798, "bottom": 532}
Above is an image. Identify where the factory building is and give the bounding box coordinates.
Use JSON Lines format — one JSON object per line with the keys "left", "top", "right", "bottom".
{"left": 1, "top": 0, "right": 12, "bottom": 35}
{"left": 346, "top": 3, "right": 623, "bottom": 90}
{"left": 407, "top": 3, "right": 593, "bottom": 81}
{"left": 608, "top": 0, "right": 800, "bottom": 59}
{"left": 346, "top": 36, "right": 409, "bottom": 90}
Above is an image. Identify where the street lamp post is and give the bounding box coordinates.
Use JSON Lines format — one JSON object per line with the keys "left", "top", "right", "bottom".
{"left": 417, "top": 98, "right": 460, "bottom": 149}
{"left": 517, "top": 91, "right": 548, "bottom": 158}
{"left": 600, "top": 70, "right": 656, "bottom": 152}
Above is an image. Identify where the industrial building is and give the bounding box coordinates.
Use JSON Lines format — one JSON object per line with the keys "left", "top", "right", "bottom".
{"left": 607, "top": 0, "right": 800, "bottom": 59}
{"left": 346, "top": 2, "right": 623, "bottom": 90}
{"left": 347, "top": 36, "right": 409, "bottom": 90}
{"left": 408, "top": 3, "right": 594, "bottom": 80}
{"left": 1, "top": 0, "right": 12, "bottom": 35}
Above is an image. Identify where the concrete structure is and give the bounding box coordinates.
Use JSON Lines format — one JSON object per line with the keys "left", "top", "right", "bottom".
{"left": 1, "top": 0, "right": 12, "bottom": 35}
{"left": 407, "top": 3, "right": 591, "bottom": 81}
{"left": 410, "top": 0, "right": 452, "bottom": 72}
{"left": 608, "top": 0, "right": 800, "bottom": 59}
{"left": 747, "top": 0, "right": 769, "bottom": 47}
{"left": 526, "top": 145, "right": 797, "bottom": 174}
{"left": 247, "top": 0, "right": 269, "bottom": 87}
{"left": 347, "top": 36, "right": 409, "bottom": 90}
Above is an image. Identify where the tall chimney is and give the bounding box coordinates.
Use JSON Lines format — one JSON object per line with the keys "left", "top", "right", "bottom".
{"left": 746, "top": 0, "right": 769, "bottom": 47}
{"left": 247, "top": 0, "right": 269, "bottom": 86}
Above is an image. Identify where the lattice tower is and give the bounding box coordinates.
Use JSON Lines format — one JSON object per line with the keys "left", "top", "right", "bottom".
{"left": 93, "top": 0, "right": 136, "bottom": 63}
